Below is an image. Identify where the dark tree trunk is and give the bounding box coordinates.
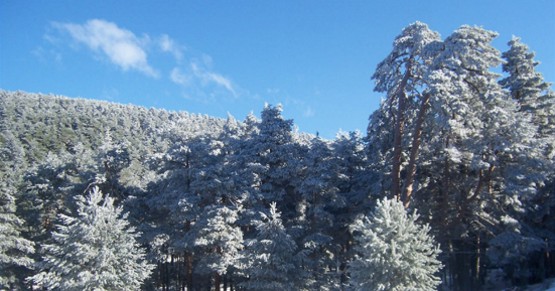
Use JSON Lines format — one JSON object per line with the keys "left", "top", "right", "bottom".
{"left": 214, "top": 272, "right": 221, "bottom": 291}
{"left": 186, "top": 253, "right": 193, "bottom": 291}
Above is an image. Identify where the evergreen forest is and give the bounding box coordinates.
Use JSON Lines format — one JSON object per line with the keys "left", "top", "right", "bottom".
{"left": 1, "top": 22, "right": 554, "bottom": 290}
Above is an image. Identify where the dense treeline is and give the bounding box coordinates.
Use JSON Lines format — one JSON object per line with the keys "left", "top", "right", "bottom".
{"left": 1, "top": 22, "right": 554, "bottom": 290}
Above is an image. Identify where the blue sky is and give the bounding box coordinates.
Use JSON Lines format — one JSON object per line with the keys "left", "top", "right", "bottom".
{"left": 1, "top": 1, "right": 554, "bottom": 139}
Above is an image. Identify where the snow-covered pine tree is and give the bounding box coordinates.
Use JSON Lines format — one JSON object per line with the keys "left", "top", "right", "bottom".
{"left": 18, "top": 151, "right": 94, "bottom": 244}
{"left": 29, "top": 186, "right": 154, "bottom": 290}
{"left": 369, "top": 21, "right": 441, "bottom": 207}
{"left": 296, "top": 136, "right": 342, "bottom": 290}
{"left": 333, "top": 131, "right": 369, "bottom": 211}
{"left": 500, "top": 37, "right": 551, "bottom": 112}
{"left": 0, "top": 103, "right": 35, "bottom": 289}
{"left": 331, "top": 131, "right": 370, "bottom": 287}
{"left": 422, "top": 25, "right": 538, "bottom": 288}
{"left": 235, "top": 105, "right": 303, "bottom": 242}
{"left": 486, "top": 35, "right": 555, "bottom": 287}
{"left": 240, "top": 202, "right": 301, "bottom": 290}
{"left": 500, "top": 36, "right": 555, "bottom": 165}
{"left": 141, "top": 136, "right": 204, "bottom": 287}
{"left": 180, "top": 136, "right": 238, "bottom": 290}
{"left": 193, "top": 205, "right": 243, "bottom": 290}
{"left": 0, "top": 183, "right": 35, "bottom": 289}
{"left": 143, "top": 133, "right": 239, "bottom": 290}
{"left": 349, "top": 198, "right": 442, "bottom": 291}
{"left": 95, "top": 132, "right": 132, "bottom": 200}
{"left": 251, "top": 104, "right": 298, "bottom": 204}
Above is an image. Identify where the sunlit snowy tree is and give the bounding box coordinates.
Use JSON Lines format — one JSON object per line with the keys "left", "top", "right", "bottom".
{"left": 369, "top": 21, "right": 441, "bottom": 207}
{"left": 29, "top": 187, "right": 153, "bottom": 290}
{"left": 423, "top": 25, "right": 544, "bottom": 288}
{"left": 500, "top": 36, "right": 555, "bottom": 162}
{"left": 349, "top": 198, "right": 442, "bottom": 290}
{"left": 500, "top": 37, "right": 551, "bottom": 111}
{"left": 251, "top": 104, "right": 298, "bottom": 204}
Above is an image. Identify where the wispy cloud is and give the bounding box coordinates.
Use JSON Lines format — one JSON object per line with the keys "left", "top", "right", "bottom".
{"left": 159, "top": 34, "right": 184, "bottom": 62}
{"left": 170, "top": 56, "right": 237, "bottom": 98}
{"left": 191, "top": 62, "right": 236, "bottom": 96}
{"left": 53, "top": 19, "right": 158, "bottom": 77}
{"left": 47, "top": 18, "right": 241, "bottom": 101}
{"left": 170, "top": 67, "right": 191, "bottom": 86}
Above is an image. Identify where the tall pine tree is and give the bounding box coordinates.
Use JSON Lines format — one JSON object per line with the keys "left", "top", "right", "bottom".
{"left": 369, "top": 21, "right": 441, "bottom": 207}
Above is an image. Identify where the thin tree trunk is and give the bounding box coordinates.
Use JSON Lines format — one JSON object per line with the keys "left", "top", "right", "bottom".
{"left": 391, "top": 61, "right": 413, "bottom": 200}
{"left": 391, "top": 95, "right": 405, "bottom": 200}
{"left": 186, "top": 252, "right": 193, "bottom": 291}
{"left": 475, "top": 236, "right": 481, "bottom": 281}
{"left": 165, "top": 255, "right": 170, "bottom": 290}
{"left": 171, "top": 254, "right": 177, "bottom": 291}
{"left": 442, "top": 136, "right": 451, "bottom": 207}
{"left": 214, "top": 272, "right": 221, "bottom": 291}
{"left": 158, "top": 261, "right": 165, "bottom": 291}
{"left": 401, "top": 92, "right": 430, "bottom": 208}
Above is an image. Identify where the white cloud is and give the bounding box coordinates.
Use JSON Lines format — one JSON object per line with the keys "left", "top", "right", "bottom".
{"left": 190, "top": 62, "right": 236, "bottom": 96}
{"left": 54, "top": 19, "right": 158, "bottom": 77}
{"left": 170, "top": 60, "right": 237, "bottom": 98}
{"left": 159, "top": 34, "right": 184, "bottom": 62}
{"left": 160, "top": 37, "right": 237, "bottom": 97}
{"left": 50, "top": 18, "right": 240, "bottom": 100}
{"left": 170, "top": 67, "right": 191, "bottom": 86}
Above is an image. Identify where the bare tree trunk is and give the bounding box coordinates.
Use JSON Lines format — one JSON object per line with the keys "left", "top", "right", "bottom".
{"left": 390, "top": 61, "right": 413, "bottom": 200}
{"left": 401, "top": 92, "right": 430, "bottom": 208}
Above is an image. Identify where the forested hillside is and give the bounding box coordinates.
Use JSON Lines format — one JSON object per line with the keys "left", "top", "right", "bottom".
{"left": 1, "top": 22, "right": 554, "bottom": 290}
